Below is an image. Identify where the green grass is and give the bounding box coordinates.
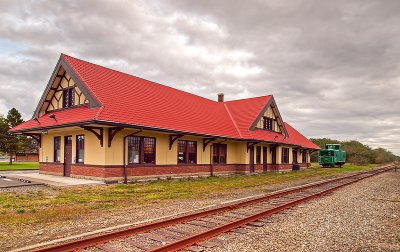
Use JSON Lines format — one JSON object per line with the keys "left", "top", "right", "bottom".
{"left": 0, "top": 163, "right": 377, "bottom": 224}
{"left": 0, "top": 162, "right": 39, "bottom": 170}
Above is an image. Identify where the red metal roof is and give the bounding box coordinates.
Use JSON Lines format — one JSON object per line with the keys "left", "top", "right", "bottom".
{"left": 10, "top": 106, "right": 100, "bottom": 132}
{"left": 11, "top": 54, "right": 320, "bottom": 150}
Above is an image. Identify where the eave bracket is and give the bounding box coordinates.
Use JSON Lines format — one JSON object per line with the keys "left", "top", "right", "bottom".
{"left": 108, "top": 127, "right": 124, "bottom": 147}
{"left": 81, "top": 126, "right": 104, "bottom": 147}
{"left": 203, "top": 138, "right": 215, "bottom": 152}
{"left": 169, "top": 134, "right": 184, "bottom": 150}
{"left": 247, "top": 142, "right": 260, "bottom": 153}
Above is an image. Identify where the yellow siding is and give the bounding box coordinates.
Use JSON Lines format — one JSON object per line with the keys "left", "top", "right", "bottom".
{"left": 105, "top": 130, "right": 250, "bottom": 166}
{"left": 297, "top": 150, "right": 301, "bottom": 163}
{"left": 40, "top": 128, "right": 105, "bottom": 165}
{"left": 276, "top": 146, "right": 281, "bottom": 164}
{"left": 39, "top": 127, "right": 308, "bottom": 166}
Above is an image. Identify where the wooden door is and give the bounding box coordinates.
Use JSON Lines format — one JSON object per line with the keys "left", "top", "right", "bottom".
{"left": 249, "top": 145, "right": 255, "bottom": 173}
{"left": 263, "top": 147, "right": 268, "bottom": 172}
{"left": 64, "top": 136, "right": 72, "bottom": 177}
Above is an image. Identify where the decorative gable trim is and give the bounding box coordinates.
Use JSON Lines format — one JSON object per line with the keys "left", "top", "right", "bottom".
{"left": 32, "top": 55, "right": 101, "bottom": 119}
{"left": 249, "top": 96, "right": 288, "bottom": 137}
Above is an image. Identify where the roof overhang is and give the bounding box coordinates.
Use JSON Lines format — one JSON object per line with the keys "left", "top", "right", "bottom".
{"left": 10, "top": 119, "right": 315, "bottom": 149}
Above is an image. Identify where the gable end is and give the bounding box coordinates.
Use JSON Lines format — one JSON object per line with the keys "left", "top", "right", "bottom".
{"left": 33, "top": 55, "right": 101, "bottom": 119}
{"left": 249, "top": 96, "right": 288, "bottom": 137}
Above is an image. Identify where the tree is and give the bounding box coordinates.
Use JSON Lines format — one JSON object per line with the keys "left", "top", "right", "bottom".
{"left": 6, "top": 108, "right": 23, "bottom": 128}
{"left": 0, "top": 108, "right": 25, "bottom": 164}
{"left": 0, "top": 115, "right": 7, "bottom": 151}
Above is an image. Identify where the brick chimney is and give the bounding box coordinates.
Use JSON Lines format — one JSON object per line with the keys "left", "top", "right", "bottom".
{"left": 218, "top": 93, "right": 224, "bottom": 102}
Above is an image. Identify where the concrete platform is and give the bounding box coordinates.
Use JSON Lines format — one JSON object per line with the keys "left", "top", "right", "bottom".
{"left": 0, "top": 172, "right": 104, "bottom": 187}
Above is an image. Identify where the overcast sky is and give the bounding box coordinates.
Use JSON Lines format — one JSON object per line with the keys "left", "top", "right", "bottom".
{"left": 0, "top": 0, "right": 399, "bottom": 155}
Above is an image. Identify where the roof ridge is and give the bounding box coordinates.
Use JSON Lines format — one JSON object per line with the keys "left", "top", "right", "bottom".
{"left": 61, "top": 53, "right": 218, "bottom": 103}
{"left": 62, "top": 54, "right": 104, "bottom": 108}
{"left": 223, "top": 103, "right": 243, "bottom": 138}
{"left": 224, "top": 94, "right": 272, "bottom": 103}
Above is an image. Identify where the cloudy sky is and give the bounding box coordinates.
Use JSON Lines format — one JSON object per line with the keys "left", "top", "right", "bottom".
{"left": 0, "top": 0, "right": 399, "bottom": 154}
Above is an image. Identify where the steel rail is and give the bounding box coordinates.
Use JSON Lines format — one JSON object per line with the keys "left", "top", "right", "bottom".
{"left": 32, "top": 165, "right": 395, "bottom": 252}
{"left": 150, "top": 167, "right": 392, "bottom": 252}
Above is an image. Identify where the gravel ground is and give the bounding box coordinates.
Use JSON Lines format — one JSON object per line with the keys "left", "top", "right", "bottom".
{"left": 0, "top": 185, "right": 45, "bottom": 193}
{"left": 211, "top": 170, "right": 400, "bottom": 252}
{"left": 2, "top": 169, "right": 397, "bottom": 251}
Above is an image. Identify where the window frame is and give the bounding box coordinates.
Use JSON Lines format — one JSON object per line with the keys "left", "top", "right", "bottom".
{"left": 76, "top": 135, "right": 85, "bottom": 164}
{"left": 127, "top": 136, "right": 156, "bottom": 165}
{"left": 62, "top": 87, "right": 75, "bottom": 108}
{"left": 177, "top": 140, "right": 197, "bottom": 164}
{"left": 263, "top": 116, "right": 275, "bottom": 131}
{"left": 54, "top": 136, "right": 61, "bottom": 163}
{"left": 143, "top": 137, "right": 156, "bottom": 164}
{"left": 128, "top": 136, "right": 141, "bottom": 164}
{"left": 256, "top": 146, "right": 261, "bottom": 164}
{"left": 281, "top": 147, "right": 289, "bottom": 164}
{"left": 213, "top": 143, "right": 227, "bottom": 164}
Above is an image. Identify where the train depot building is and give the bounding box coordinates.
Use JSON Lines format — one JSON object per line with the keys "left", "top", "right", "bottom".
{"left": 10, "top": 54, "right": 320, "bottom": 182}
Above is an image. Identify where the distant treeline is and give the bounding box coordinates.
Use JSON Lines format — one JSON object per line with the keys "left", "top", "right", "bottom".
{"left": 310, "top": 138, "right": 400, "bottom": 165}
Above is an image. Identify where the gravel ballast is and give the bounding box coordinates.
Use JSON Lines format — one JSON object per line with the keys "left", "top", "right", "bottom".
{"left": 211, "top": 170, "right": 400, "bottom": 252}
{"left": 2, "top": 168, "right": 398, "bottom": 251}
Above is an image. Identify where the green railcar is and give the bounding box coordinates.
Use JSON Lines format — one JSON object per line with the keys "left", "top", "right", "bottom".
{"left": 318, "top": 144, "right": 346, "bottom": 167}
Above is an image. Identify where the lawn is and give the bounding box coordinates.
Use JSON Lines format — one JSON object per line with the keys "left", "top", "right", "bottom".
{"left": 0, "top": 162, "right": 39, "bottom": 170}
{"left": 0, "top": 163, "right": 377, "bottom": 225}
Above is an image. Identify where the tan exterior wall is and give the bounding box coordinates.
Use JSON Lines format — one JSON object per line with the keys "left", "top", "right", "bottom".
{"left": 40, "top": 128, "right": 105, "bottom": 165}
{"left": 106, "top": 130, "right": 249, "bottom": 165}
{"left": 39, "top": 127, "right": 311, "bottom": 168}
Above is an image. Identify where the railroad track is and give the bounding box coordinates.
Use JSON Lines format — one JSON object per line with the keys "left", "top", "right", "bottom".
{"left": 33, "top": 164, "right": 397, "bottom": 252}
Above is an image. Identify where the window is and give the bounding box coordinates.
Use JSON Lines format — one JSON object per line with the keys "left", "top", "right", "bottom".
{"left": 62, "top": 87, "right": 74, "bottom": 108}
{"left": 281, "top": 147, "right": 289, "bottom": 164}
{"left": 213, "top": 144, "right": 227, "bottom": 164}
{"left": 256, "top": 146, "right": 261, "bottom": 164}
{"left": 292, "top": 149, "right": 298, "bottom": 164}
{"left": 177, "top": 140, "right": 197, "bottom": 164}
{"left": 302, "top": 150, "right": 307, "bottom": 163}
{"left": 143, "top": 137, "right": 156, "bottom": 164}
{"left": 263, "top": 116, "right": 274, "bottom": 131}
{"left": 54, "top": 136, "right": 61, "bottom": 162}
{"left": 76, "top": 135, "right": 85, "bottom": 163}
{"left": 187, "top": 141, "right": 197, "bottom": 164}
{"left": 128, "top": 136, "right": 141, "bottom": 164}
{"left": 178, "top": 140, "right": 186, "bottom": 164}
{"left": 128, "top": 136, "right": 156, "bottom": 164}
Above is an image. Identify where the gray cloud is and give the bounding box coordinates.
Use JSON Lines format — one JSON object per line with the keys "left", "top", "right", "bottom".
{"left": 0, "top": 0, "right": 399, "bottom": 155}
